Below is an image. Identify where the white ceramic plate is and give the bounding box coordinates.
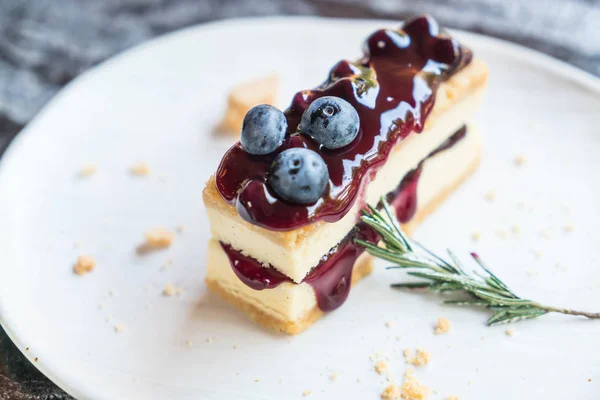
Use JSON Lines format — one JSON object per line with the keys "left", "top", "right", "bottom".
{"left": 1, "top": 17, "right": 599, "bottom": 400}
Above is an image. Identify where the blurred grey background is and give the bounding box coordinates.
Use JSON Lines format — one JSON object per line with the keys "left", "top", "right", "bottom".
{"left": 0, "top": 0, "right": 598, "bottom": 398}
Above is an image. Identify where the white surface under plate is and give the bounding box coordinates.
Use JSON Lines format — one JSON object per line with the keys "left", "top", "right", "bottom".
{"left": 0, "top": 17, "right": 599, "bottom": 400}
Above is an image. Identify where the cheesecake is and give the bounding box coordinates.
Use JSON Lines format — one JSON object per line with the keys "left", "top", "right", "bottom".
{"left": 203, "top": 15, "right": 488, "bottom": 334}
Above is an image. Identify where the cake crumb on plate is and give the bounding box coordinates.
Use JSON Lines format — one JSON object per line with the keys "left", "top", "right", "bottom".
{"left": 514, "top": 154, "right": 527, "bottom": 166}
{"left": 218, "top": 73, "right": 279, "bottom": 134}
{"left": 130, "top": 162, "right": 150, "bottom": 176}
{"left": 73, "top": 255, "right": 95, "bottom": 276}
{"left": 505, "top": 328, "right": 515, "bottom": 337}
{"left": 381, "top": 384, "right": 401, "bottom": 399}
{"left": 405, "top": 348, "right": 431, "bottom": 367}
{"left": 434, "top": 317, "right": 450, "bottom": 335}
{"left": 163, "top": 283, "right": 175, "bottom": 297}
{"left": 375, "top": 360, "right": 389, "bottom": 375}
{"left": 78, "top": 165, "right": 97, "bottom": 177}
{"left": 139, "top": 228, "right": 174, "bottom": 253}
{"left": 114, "top": 324, "right": 125, "bottom": 333}
{"left": 400, "top": 368, "right": 429, "bottom": 400}
{"left": 302, "top": 389, "right": 312, "bottom": 396}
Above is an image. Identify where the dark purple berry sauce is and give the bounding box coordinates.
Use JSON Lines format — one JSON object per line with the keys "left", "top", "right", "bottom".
{"left": 220, "top": 125, "right": 467, "bottom": 312}
{"left": 215, "top": 15, "right": 472, "bottom": 231}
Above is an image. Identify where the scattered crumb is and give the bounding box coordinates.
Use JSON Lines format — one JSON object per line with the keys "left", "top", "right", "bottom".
{"left": 175, "top": 287, "right": 184, "bottom": 296}
{"left": 505, "top": 328, "right": 515, "bottom": 337}
{"left": 514, "top": 154, "right": 527, "bottom": 166}
{"left": 495, "top": 229, "right": 508, "bottom": 240}
{"left": 400, "top": 368, "right": 430, "bottom": 400}
{"left": 511, "top": 224, "right": 520, "bottom": 235}
{"left": 589, "top": 378, "right": 592, "bottom": 382}
{"left": 206, "top": 338, "right": 213, "bottom": 343}
{"left": 481, "top": 336, "right": 486, "bottom": 340}
{"left": 434, "top": 317, "right": 450, "bottom": 335}
{"left": 375, "top": 360, "right": 389, "bottom": 375}
{"left": 303, "top": 389, "right": 312, "bottom": 397}
{"left": 163, "top": 283, "right": 175, "bottom": 297}
{"left": 385, "top": 321, "right": 393, "bottom": 328}
{"left": 219, "top": 73, "right": 279, "bottom": 134}
{"left": 471, "top": 231, "right": 481, "bottom": 241}
{"left": 73, "top": 255, "right": 95, "bottom": 276}
{"left": 114, "top": 324, "right": 125, "bottom": 333}
{"left": 405, "top": 348, "right": 431, "bottom": 367}
{"left": 144, "top": 229, "right": 174, "bottom": 248}
{"left": 446, "top": 396, "right": 460, "bottom": 400}
{"left": 176, "top": 225, "right": 184, "bottom": 233}
{"left": 254, "top": 379, "right": 259, "bottom": 383}
{"left": 130, "top": 163, "right": 150, "bottom": 176}
{"left": 233, "top": 345, "right": 237, "bottom": 349}
{"left": 564, "top": 225, "right": 574, "bottom": 233}
{"left": 141, "top": 228, "right": 174, "bottom": 251}
{"left": 381, "top": 384, "right": 401, "bottom": 400}
{"left": 484, "top": 191, "right": 495, "bottom": 202}
{"left": 78, "top": 165, "right": 97, "bottom": 177}
{"left": 25, "top": 347, "right": 30, "bottom": 352}
{"left": 186, "top": 340, "right": 193, "bottom": 347}
{"left": 329, "top": 372, "right": 339, "bottom": 381}
{"left": 34, "top": 357, "right": 39, "bottom": 363}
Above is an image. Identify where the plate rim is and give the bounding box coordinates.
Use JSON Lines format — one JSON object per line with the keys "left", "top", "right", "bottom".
{"left": 1, "top": 15, "right": 600, "bottom": 399}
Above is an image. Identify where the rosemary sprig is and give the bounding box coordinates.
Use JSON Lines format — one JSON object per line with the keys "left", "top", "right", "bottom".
{"left": 354, "top": 198, "right": 600, "bottom": 326}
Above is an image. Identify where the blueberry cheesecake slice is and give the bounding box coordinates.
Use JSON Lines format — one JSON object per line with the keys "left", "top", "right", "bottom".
{"left": 203, "top": 15, "right": 488, "bottom": 334}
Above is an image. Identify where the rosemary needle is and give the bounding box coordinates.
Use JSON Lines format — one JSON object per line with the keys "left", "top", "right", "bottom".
{"left": 354, "top": 198, "right": 600, "bottom": 326}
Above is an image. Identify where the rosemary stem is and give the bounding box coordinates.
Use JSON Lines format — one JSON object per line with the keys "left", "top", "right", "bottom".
{"left": 534, "top": 304, "right": 600, "bottom": 319}
{"left": 358, "top": 197, "right": 600, "bottom": 326}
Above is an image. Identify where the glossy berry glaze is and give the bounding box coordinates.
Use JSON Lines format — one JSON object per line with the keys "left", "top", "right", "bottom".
{"left": 221, "top": 224, "right": 377, "bottom": 312}
{"left": 220, "top": 126, "right": 468, "bottom": 312}
{"left": 215, "top": 15, "right": 472, "bottom": 231}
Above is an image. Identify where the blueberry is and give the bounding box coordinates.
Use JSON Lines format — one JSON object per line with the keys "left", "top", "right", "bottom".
{"left": 268, "top": 148, "right": 329, "bottom": 204}
{"left": 240, "top": 105, "right": 287, "bottom": 155}
{"left": 299, "top": 96, "right": 360, "bottom": 149}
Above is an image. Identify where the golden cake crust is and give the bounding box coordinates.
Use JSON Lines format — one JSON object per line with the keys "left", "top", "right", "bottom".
{"left": 206, "top": 252, "right": 374, "bottom": 335}
{"left": 202, "top": 59, "right": 488, "bottom": 250}
{"left": 205, "top": 153, "right": 480, "bottom": 334}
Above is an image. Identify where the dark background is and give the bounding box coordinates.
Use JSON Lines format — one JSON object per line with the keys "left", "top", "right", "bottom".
{"left": 0, "top": 0, "right": 598, "bottom": 398}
